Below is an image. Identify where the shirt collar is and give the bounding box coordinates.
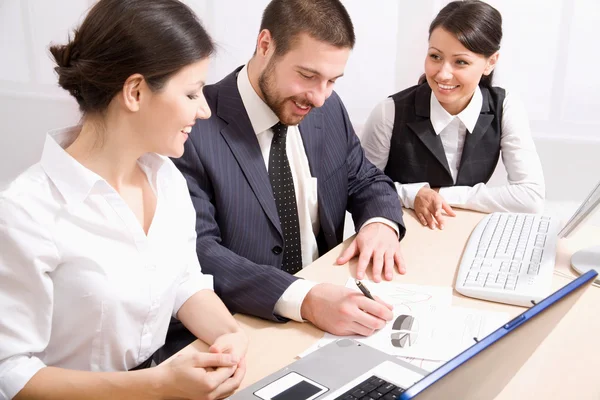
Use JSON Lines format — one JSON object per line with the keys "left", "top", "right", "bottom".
{"left": 40, "top": 126, "right": 167, "bottom": 205}
{"left": 429, "top": 85, "right": 483, "bottom": 135}
{"left": 237, "top": 64, "right": 281, "bottom": 135}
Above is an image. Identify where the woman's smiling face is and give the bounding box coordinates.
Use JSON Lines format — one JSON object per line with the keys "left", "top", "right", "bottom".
{"left": 424, "top": 27, "right": 498, "bottom": 115}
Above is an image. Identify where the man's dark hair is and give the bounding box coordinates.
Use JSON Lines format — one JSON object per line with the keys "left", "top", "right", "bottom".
{"left": 260, "top": 0, "right": 355, "bottom": 56}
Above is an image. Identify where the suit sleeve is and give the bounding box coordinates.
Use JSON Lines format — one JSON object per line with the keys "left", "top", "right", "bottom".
{"left": 334, "top": 93, "right": 406, "bottom": 239}
{"left": 173, "top": 137, "right": 297, "bottom": 322}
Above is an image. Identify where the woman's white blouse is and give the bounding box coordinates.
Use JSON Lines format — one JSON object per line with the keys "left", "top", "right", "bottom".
{"left": 362, "top": 87, "right": 545, "bottom": 213}
{"left": 0, "top": 127, "right": 213, "bottom": 399}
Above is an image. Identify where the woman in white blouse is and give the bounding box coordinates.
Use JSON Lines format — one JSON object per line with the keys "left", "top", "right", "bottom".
{"left": 0, "top": 0, "right": 248, "bottom": 398}
{"left": 362, "top": 0, "right": 545, "bottom": 230}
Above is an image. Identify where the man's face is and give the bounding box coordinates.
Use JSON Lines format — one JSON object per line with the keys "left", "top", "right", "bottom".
{"left": 258, "top": 33, "right": 350, "bottom": 126}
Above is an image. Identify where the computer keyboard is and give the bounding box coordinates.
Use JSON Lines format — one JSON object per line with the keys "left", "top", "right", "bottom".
{"left": 455, "top": 212, "right": 561, "bottom": 307}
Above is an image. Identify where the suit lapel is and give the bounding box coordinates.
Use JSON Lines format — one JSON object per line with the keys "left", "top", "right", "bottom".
{"left": 298, "top": 108, "right": 334, "bottom": 236}
{"left": 458, "top": 88, "right": 494, "bottom": 176}
{"left": 217, "top": 69, "right": 282, "bottom": 235}
{"left": 407, "top": 84, "right": 452, "bottom": 178}
{"left": 298, "top": 108, "right": 324, "bottom": 180}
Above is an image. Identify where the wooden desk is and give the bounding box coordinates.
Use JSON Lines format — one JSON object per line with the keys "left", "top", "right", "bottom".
{"left": 180, "top": 210, "right": 600, "bottom": 399}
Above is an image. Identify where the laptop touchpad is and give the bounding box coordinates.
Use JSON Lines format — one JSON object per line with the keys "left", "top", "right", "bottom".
{"left": 254, "top": 372, "right": 329, "bottom": 400}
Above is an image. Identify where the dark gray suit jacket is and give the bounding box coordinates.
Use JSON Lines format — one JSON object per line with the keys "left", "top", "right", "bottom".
{"left": 173, "top": 66, "right": 405, "bottom": 322}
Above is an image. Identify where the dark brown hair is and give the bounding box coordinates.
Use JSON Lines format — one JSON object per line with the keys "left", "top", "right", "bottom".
{"left": 422, "top": 0, "right": 502, "bottom": 87}
{"left": 49, "top": 0, "right": 214, "bottom": 114}
{"left": 260, "top": 0, "right": 355, "bottom": 57}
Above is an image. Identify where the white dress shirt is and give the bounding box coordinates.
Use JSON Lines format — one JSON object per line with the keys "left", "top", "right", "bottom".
{"left": 237, "top": 65, "right": 398, "bottom": 322}
{"left": 0, "top": 127, "right": 213, "bottom": 399}
{"left": 362, "top": 86, "right": 545, "bottom": 213}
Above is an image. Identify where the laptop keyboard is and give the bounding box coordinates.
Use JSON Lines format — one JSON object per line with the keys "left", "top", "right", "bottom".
{"left": 334, "top": 376, "right": 405, "bottom": 400}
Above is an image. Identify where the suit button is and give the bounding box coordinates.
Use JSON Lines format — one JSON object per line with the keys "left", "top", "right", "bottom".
{"left": 272, "top": 245, "right": 283, "bottom": 255}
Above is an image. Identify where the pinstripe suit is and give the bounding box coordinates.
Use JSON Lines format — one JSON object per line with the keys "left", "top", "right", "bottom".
{"left": 173, "top": 66, "right": 405, "bottom": 322}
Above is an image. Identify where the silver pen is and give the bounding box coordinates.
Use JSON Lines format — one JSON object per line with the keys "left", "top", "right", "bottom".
{"left": 355, "top": 280, "right": 375, "bottom": 300}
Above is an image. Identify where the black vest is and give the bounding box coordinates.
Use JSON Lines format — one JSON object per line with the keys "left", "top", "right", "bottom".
{"left": 384, "top": 83, "right": 505, "bottom": 187}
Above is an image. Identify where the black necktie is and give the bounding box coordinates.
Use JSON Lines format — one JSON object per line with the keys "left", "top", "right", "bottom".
{"left": 269, "top": 122, "right": 302, "bottom": 274}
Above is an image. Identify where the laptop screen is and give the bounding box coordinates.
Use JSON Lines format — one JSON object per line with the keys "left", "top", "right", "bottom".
{"left": 400, "top": 269, "right": 597, "bottom": 399}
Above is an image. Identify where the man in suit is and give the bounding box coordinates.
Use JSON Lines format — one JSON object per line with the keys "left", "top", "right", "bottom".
{"left": 172, "top": 0, "right": 407, "bottom": 342}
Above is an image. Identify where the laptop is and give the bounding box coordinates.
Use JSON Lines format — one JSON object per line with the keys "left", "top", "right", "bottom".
{"left": 230, "top": 269, "right": 597, "bottom": 400}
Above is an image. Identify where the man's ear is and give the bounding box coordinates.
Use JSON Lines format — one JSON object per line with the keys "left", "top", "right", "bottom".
{"left": 121, "top": 73, "right": 145, "bottom": 112}
{"left": 256, "top": 29, "right": 275, "bottom": 58}
{"left": 483, "top": 52, "right": 499, "bottom": 76}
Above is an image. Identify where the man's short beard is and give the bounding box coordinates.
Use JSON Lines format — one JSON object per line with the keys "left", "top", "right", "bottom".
{"left": 257, "top": 56, "right": 311, "bottom": 126}
{"left": 258, "top": 57, "right": 287, "bottom": 122}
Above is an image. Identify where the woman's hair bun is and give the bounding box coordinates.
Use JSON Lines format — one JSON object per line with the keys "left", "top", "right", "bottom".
{"left": 49, "top": 37, "right": 84, "bottom": 103}
{"left": 47, "top": 0, "right": 216, "bottom": 114}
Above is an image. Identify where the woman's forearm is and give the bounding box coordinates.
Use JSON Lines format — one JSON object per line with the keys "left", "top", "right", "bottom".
{"left": 14, "top": 366, "right": 168, "bottom": 400}
{"left": 177, "top": 289, "right": 241, "bottom": 346}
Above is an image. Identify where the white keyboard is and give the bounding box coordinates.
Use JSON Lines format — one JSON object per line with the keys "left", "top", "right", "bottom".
{"left": 455, "top": 212, "right": 561, "bottom": 307}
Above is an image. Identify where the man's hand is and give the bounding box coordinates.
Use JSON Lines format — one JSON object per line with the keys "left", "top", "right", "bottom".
{"left": 337, "top": 222, "right": 405, "bottom": 282}
{"left": 300, "top": 283, "right": 393, "bottom": 336}
{"left": 414, "top": 187, "right": 456, "bottom": 230}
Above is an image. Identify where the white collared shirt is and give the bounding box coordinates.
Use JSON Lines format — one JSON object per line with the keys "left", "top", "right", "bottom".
{"left": 0, "top": 127, "right": 213, "bottom": 399}
{"left": 362, "top": 86, "right": 545, "bottom": 213}
{"left": 237, "top": 65, "right": 398, "bottom": 322}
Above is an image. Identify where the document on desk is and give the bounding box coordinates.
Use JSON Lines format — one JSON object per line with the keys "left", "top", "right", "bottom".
{"left": 298, "top": 279, "right": 509, "bottom": 362}
{"left": 352, "top": 280, "right": 454, "bottom": 313}
{"left": 297, "top": 280, "right": 453, "bottom": 358}
{"left": 356, "top": 305, "right": 509, "bottom": 361}
{"left": 396, "top": 356, "right": 446, "bottom": 372}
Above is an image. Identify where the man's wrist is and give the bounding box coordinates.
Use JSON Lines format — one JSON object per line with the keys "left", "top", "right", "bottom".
{"left": 275, "top": 279, "right": 317, "bottom": 322}
{"left": 360, "top": 218, "right": 399, "bottom": 238}
{"left": 300, "top": 286, "right": 317, "bottom": 322}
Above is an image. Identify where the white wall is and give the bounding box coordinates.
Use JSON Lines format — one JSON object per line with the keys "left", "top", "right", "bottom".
{"left": 1, "top": 0, "right": 599, "bottom": 205}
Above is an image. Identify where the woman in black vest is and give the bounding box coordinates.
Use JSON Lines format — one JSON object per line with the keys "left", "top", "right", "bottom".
{"left": 362, "top": 0, "right": 544, "bottom": 230}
